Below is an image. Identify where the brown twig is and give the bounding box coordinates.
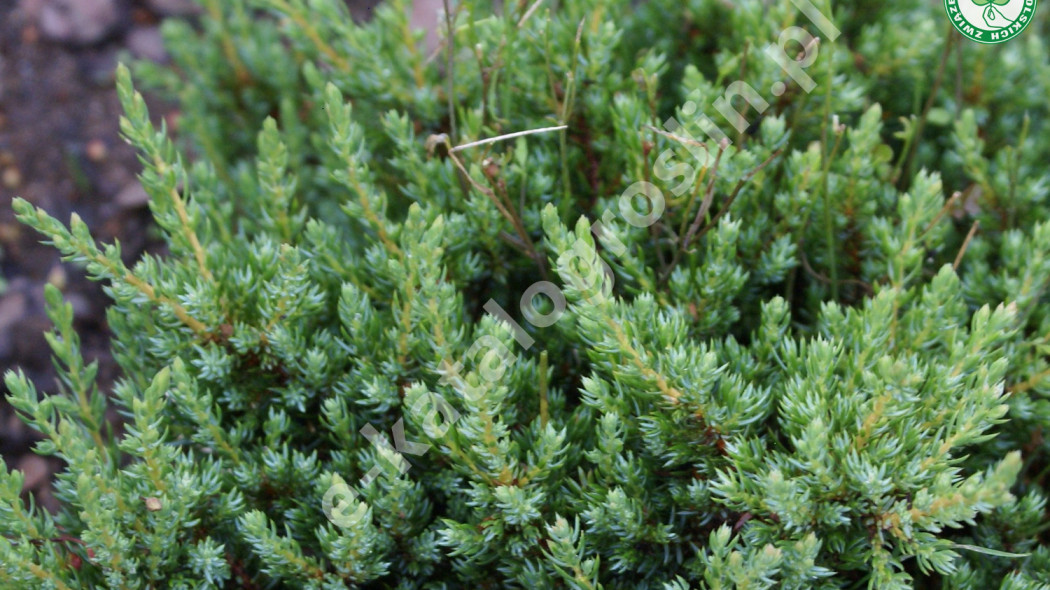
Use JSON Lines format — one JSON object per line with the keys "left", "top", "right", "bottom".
{"left": 433, "top": 135, "right": 549, "bottom": 278}
{"left": 953, "top": 219, "right": 979, "bottom": 270}
{"left": 643, "top": 125, "right": 707, "bottom": 148}
{"left": 660, "top": 144, "right": 783, "bottom": 283}
{"left": 1009, "top": 366, "right": 1050, "bottom": 394}
{"left": 918, "top": 191, "right": 961, "bottom": 240}
{"left": 797, "top": 237, "right": 874, "bottom": 296}
{"left": 443, "top": 0, "right": 458, "bottom": 142}
{"left": 518, "top": 0, "right": 546, "bottom": 27}
{"left": 893, "top": 25, "right": 955, "bottom": 187}
{"left": 690, "top": 148, "right": 784, "bottom": 245}
{"left": 680, "top": 140, "right": 728, "bottom": 253}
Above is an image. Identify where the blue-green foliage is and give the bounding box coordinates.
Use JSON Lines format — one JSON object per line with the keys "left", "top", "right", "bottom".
{"left": 2, "top": 0, "right": 1050, "bottom": 588}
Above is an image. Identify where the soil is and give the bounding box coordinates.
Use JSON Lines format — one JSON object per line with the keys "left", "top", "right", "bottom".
{"left": 0, "top": 0, "right": 436, "bottom": 512}
{"left": 0, "top": 0, "right": 183, "bottom": 511}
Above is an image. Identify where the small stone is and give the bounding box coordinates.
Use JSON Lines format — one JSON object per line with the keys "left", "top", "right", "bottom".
{"left": 2, "top": 167, "right": 22, "bottom": 189}
{"left": 116, "top": 181, "right": 150, "bottom": 208}
{"left": 164, "top": 110, "right": 181, "bottom": 133}
{"left": 66, "top": 293, "right": 92, "bottom": 320}
{"left": 22, "top": 25, "right": 40, "bottom": 44}
{"left": 85, "top": 138, "right": 107, "bottom": 162}
{"left": 35, "top": 485, "right": 60, "bottom": 514}
{"left": 0, "top": 291, "right": 29, "bottom": 357}
{"left": 127, "top": 25, "right": 168, "bottom": 63}
{"left": 3, "top": 412, "right": 28, "bottom": 445}
{"left": 39, "top": 0, "right": 120, "bottom": 46}
{"left": 17, "top": 455, "right": 50, "bottom": 491}
{"left": 0, "top": 220, "right": 22, "bottom": 243}
{"left": 0, "top": 291, "right": 28, "bottom": 330}
{"left": 409, "top": 0, "right": 442, "bottom": 53}
{"left": 144, "top": 497, "right": 162, "bottom": 511}
{"left": 46, "top": 264, "right": 67, "bottom": 290}
{"left": 12, "top": 316, "right": 53, "bottom": 373}
{"left": 131, "top": 6, "right": 158, "bottom": 25}
{"left": 18, "top": 0, "right": 45, "bottom": 19}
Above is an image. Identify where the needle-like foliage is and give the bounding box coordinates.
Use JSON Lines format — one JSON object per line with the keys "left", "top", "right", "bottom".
{"left": 3, "top": 0, "right": 1050, "bottom": 588}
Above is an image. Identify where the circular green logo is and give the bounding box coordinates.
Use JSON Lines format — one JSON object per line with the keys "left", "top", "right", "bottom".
{"left": 944, "top": 0, "right": 1037, "bottom": 43}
